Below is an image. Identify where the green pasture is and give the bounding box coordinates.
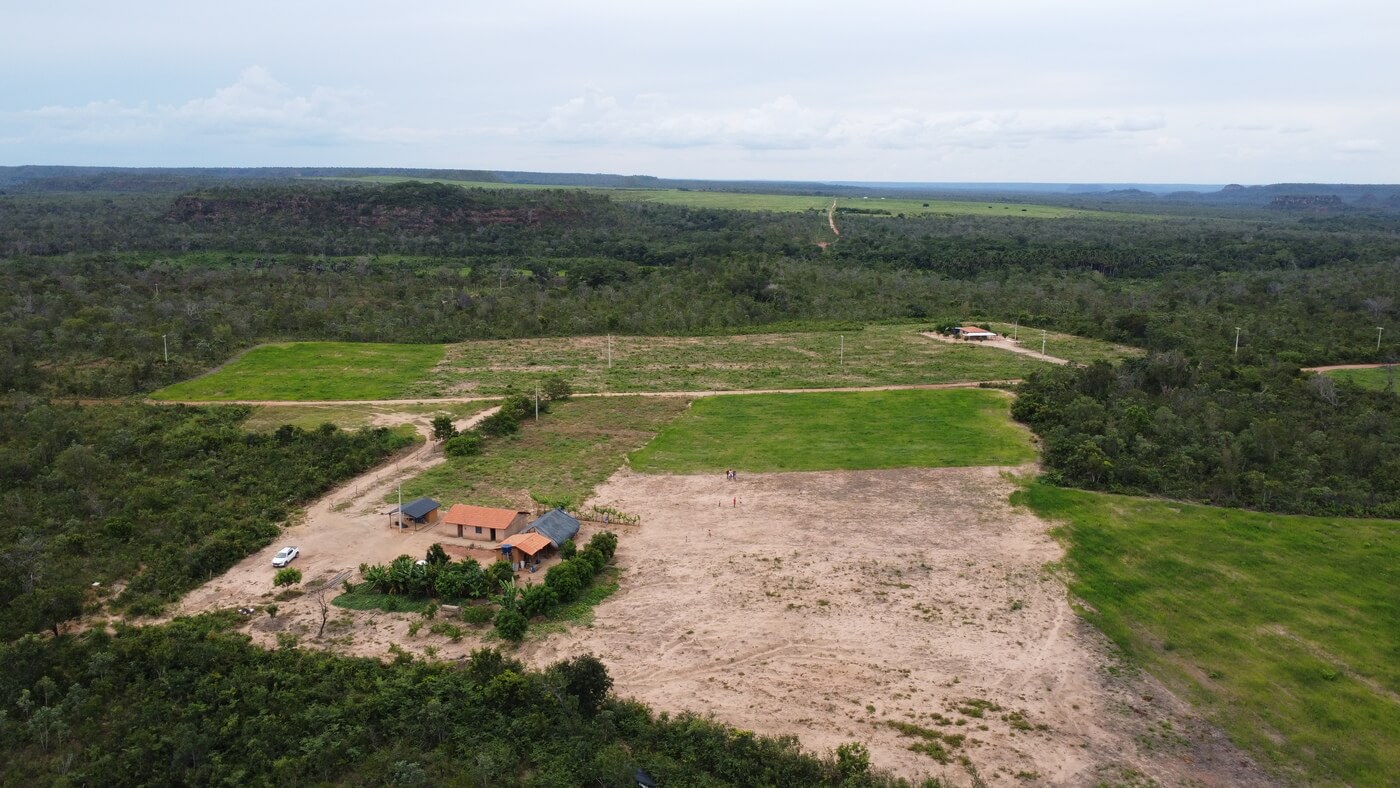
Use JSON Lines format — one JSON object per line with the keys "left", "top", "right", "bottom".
{"left": 154, "top": 323, "right": 1139, "bottom": 402}
{"left": 152, "top": 342, "right": 446, "bottom": 401}
{"left": 399, "top": 396, "right": 689, "bottom": 510}
{"left": 629, "top": 389, "right": 1035, "bottom": 473}
{"left": 1019, "top": 483, "right": 1400, "bottom": 785}
{"left": 435, "top": 323, "right": 1047, "bottom": 395}
{"left": 328, "top": 176, "right": 1140, "bottom": 220}
{"left": 1324, "top": 365, "right": 1397, "bottom": 393}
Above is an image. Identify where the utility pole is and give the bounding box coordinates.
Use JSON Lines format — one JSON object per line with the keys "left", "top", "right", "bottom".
{"left": 840, "top": 334, "right": 844, "bottom": 366}
{"left": 534, "top": 384, "right": 540, "bottom": 421}
{"left": 1013, "top": 321, "right": 1019, "bottom": 342}
{"left": 163, "top": 334, "right": 169, "bottom": 363}
{"left": 397, "top": 484, "right": 403, "bottom": 530}
{"left": 607, "top": 335, "right": 612, "bottom": 368}
{"left": 1379, "top": 326, "right": 1385, "bottom": 351}
{"left": 1040, "top": 330, "right": 1046, "bottom": 355}
{"left": 1234, "top": 326, "right": 1241, "bottom": 357}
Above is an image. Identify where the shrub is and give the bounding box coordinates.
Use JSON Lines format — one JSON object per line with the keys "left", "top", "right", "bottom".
{"left": 494, "top": 608, "right": 528, "bottom": 641}
{"left": 544, "top": 561, "right": 584, "bottom": 602}
{"left": 477, "top": 410, "right": 520, "bottom": 438}
{"left": 431, "top": 415, "right": 457, "bottom": 441}
{"left": 559, "top": 539, "right": 577, "bottom": 560}
{"left": 429, "top": 621, "right": 465, "bottom": 642}
{"left": 443, "top": 432, "right": 483, "bottom": 457}
{"left": 519, "top": 584, "right": 559, "bottom": 618}
{"left": 587, "top": 531, "right": 618, "bottom": 561}
{"left": 542, "top": 374, "right": 573, "bottom": 401}
{"left": 273, "top": 568, "right": 302, "bottom": 587}
{"left": 462, "top": 604, "right": 495, "bottom": 625}
{"left": 487, "top": 559, "right": 515, "bottom": 589}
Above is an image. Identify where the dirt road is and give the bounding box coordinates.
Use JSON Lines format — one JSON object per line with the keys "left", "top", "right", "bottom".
{"left": 524, "top": 468, "right": 1269, "bottom": 786}
{"left": 920, "top": 331, "right": 1073, "bottom": 366}
{"left": 175, "top": 406, "right": 500, "bottom": 615}
{"left": 150, "top": 380, "right": 1020, "bottom": 408}
{"left": 827, "top": 198, "right": 840, "bottom": 237}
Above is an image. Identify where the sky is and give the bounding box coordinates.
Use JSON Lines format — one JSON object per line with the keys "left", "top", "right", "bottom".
{"left": 3, "top": 1, "right": 1396, "bottom": 184}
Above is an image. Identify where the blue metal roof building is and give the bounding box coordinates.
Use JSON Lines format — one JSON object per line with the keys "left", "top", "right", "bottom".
{"left": 395, "top": 497, "right": 442, "bottom": 524}
{"left": 525, "top": 508, "right": 580, "bottom": 547}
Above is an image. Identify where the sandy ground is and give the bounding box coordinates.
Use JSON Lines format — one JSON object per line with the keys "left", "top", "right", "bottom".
{"left": 921, "top": 331, "right": 1073, "bottom": 366}
{"left": 522, "top": 468, "right": 1271, "bottom": 787}
{"left": 175, "top": 406, "right": 503, "bottom": 615}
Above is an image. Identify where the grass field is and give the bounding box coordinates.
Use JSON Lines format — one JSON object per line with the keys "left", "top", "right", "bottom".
{"left": 239, "top": 401, "right": 495, "bottom": 432}
{"left": 629, "top": 389, "right": 1035, "bottom": 473}
{"left": 152, "top": 342, "right": 446, "bottom": 401}
{"left": 332, "top": 176, "right": 1144, "bottom": 220}
{"left": 1324, "top": 365, "right": 1398, "bottom": 393}
{"left": 981, "top": 323, "right": 1144, "bottom": 365}
{"left": 398, "top": 396, "right": 690, "bottom": 509}
{"left": 154, "top": 324, "right": 1137, "bottom": 402}
{"left": 434, "top": 324, "right": 1048, "bottom": 395}
{"left": 1019, "top": 483, "right": 1400, "bottom": 785}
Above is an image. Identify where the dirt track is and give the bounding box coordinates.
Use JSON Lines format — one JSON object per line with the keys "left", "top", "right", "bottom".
{"left": 1302, "top": 362, "right": 1395, "bottom": 372}
{"left": 176, "top": 406, "right": 500, "bottom": 615}
{"left": 524, "top": 468, "right": 1270, "bottom": 786}
{"left": 920, "top": 331, "right": 1073, "bottom": 366}
{"left": 150, "top": 381, "right": 1019, "bottom": 408}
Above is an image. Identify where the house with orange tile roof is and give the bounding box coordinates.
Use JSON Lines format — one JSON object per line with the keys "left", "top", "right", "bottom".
{"left": 441, "top": 504, "right": 530, "bottom": 542}
{"left": 499, "top": 531, "right": 554, "bottom": 570}
{"left": 955, "top": 325, "right": 997, "bottom": 340}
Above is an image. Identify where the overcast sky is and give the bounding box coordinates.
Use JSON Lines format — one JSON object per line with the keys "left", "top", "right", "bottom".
{"left": 3, "top": 1, "right": 1395, "bottom": 183}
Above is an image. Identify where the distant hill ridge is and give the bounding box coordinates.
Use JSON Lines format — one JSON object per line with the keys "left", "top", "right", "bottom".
{"left": 2, "top": 165, "right": 1398, "bottom": 209}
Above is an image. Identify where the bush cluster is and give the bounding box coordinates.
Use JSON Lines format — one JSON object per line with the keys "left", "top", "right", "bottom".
{"left": 493, "top": 531, "right": 618, "bottom": 642}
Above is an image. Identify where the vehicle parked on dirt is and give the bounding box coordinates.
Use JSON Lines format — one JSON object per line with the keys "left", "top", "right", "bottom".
{"left": 272, "top": 546, "right": 300, "bottom": 567}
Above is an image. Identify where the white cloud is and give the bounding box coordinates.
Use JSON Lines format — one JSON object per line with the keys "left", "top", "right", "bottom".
{"left": 1335, "top": 139, "right": 1382, "bottom": 154}
{"left": 2, "top": 67, "right": 417, "bottom": 148}
{"left": 536, "top": 91, "right": 1167, "bottom": 153}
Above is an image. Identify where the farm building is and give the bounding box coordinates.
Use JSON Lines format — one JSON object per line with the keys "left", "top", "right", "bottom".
{"left": 393, "top": 497, "right": 442, "bottom": 526}
{"left": 499, "top": 531, "right": 554, "bottom": 570}
{"left": 442, "top": 504, "right": 530, "bottom": 542}
{"left": 525, "top": 508, "right": 581, "bottom": 547}
{"left": 954, "top": 326, "right": 998, "bottom": 340}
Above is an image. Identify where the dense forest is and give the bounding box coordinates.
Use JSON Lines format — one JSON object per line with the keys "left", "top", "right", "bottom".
{"left": 0, "top": 172, "right": 1397, "bottom": 783}
{"left": 1, "top": 185, "right": 1395, "bottom": 397}
{"left": 0, "top": 400, "right": 414, "bottom": 639}
{"left": 1015, "top": 358, "right": 1400, "bottom": 517}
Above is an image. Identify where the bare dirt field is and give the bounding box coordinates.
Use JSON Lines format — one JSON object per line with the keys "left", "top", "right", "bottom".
{"left": 525, "top": 467, "right": 1271, "bottom": 787}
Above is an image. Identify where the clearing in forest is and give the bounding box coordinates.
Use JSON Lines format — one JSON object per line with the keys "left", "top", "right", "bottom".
{"left": 525, "top": 468, "right": 1267, "bottom": 785}
{"left": 629, "top": 389, "right": 1035, "bottom": 473}
{"left": 1021, "top": 483, "right": 1400, "bottom": 784}
{"left": 334, "top": 175, "right": 1150, "bottom": 220}
{"left": 152, "top": 342, "right": 445, "bottom": 401}
{"left": 431, "top": 324, "right": 1053, "bottom": 396}
{"left": 1322, "top": 364, "right": 1398, "bottom": 393}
